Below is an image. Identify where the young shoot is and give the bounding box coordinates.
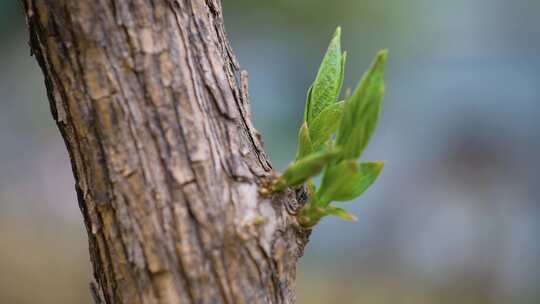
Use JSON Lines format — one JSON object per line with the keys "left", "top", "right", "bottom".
{"left": 269, "top": 27, "right": 387, "bottom": 228}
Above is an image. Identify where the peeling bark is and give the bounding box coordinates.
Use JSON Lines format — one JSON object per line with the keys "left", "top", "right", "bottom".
{"left": 22, "top": 1, "right": 309, "bottom": 303}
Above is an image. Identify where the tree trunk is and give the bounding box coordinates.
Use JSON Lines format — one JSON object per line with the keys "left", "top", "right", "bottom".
{"left": 22, "top": 1, "right": 309, "bottom": 303}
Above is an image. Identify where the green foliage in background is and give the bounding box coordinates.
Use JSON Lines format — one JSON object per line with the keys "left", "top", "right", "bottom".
{"left": 271, "top": 27, "right": 387, "bottom": 228}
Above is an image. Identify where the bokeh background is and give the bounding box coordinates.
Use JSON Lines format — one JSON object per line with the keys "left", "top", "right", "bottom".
{"left": 1, "top": 1, "right": 540, "bottom": 303}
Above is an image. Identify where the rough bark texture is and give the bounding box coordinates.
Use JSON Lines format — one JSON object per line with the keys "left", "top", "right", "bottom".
{"left": 22, "top": 1, "right": 310, "bottom": 303}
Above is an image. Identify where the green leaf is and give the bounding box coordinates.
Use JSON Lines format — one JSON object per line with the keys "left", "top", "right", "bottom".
{"left": 325, "top": 206, "right": 357, "bottom": 221}
{"left": 316, "top": 160, "right": 383, "bottom": 206}
{"left": 336, "top": 50, "right": 387, "bottom": 160}
{"left": 296, "top": 122, "right": 312, "bottom": 160}
{"left": 339, "top": 51, "right": 347, "bottom": 96}
{"left": 307, "top": 27, "right": 344, "bottom": 123}
{"left": 309, "top": 100, "right": 345, "bottom": 150}
{"left": 276, "top": 148, "right": 341, "bottom": 190}
{"left": 331, "top": 162, "right": 384, "bottom": 201}
{"left": 303, "top": 85, "right": 313, "bottom": 123}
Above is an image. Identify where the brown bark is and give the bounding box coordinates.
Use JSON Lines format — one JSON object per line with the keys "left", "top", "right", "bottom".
{"left": 22, "top": 1, "right": 309, "bottom": 303}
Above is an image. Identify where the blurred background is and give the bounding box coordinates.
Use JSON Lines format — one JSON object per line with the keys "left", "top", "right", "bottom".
{"left": 1, "top": 1, "right": 539, "bottom": 303}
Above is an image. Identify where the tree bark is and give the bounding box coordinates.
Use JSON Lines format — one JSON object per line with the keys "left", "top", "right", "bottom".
{"left": 22, "top": 1, "right": 309, "bottom": 303}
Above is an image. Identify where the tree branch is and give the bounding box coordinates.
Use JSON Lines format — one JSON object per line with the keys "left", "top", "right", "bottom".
{"left": 22, "top": 0, "right": 309, "bottom": 303}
